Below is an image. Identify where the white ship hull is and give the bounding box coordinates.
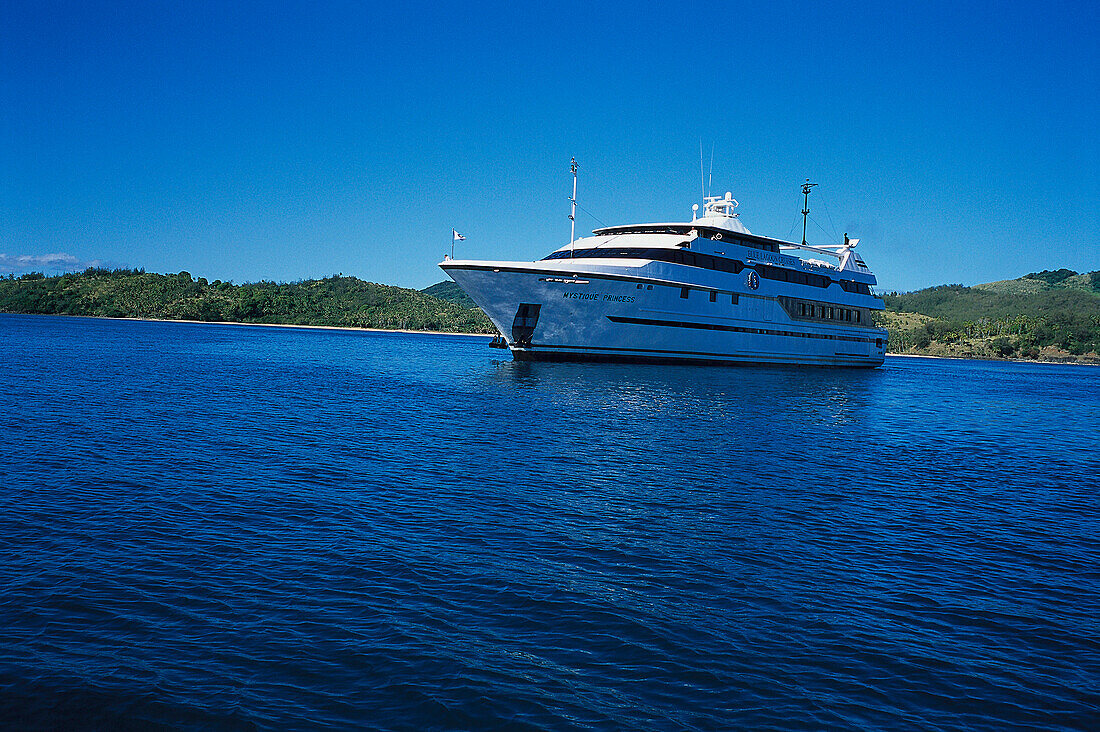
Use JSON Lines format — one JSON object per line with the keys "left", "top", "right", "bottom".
{"left": 443, "top": 262, "right": 887, "bottom": 368}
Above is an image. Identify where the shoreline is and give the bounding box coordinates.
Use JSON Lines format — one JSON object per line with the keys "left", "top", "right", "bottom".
{"left": 886, "top": 351, "right": 1098, "bottom": 367}
{"left": 111, "top": 316, "right": 493, "bottom": 338}
{"left": 5, "top": 313, "right": 1096, "bottom": 365}
{"left": 10, "top": 312, "right": 492, "bottom": 338}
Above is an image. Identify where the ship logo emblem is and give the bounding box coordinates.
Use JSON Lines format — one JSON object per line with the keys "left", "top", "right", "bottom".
{"left": 746, "top": 270, "right": 760, "bottom": 290}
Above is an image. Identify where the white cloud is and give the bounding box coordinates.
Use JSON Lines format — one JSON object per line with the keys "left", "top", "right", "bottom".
{"left": 0, "top": 253, "right": 103, "bottom": 274}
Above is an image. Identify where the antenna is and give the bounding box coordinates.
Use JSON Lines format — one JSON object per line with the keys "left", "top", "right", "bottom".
{"left": 801, "top": 179, "right": 818, "bottom": 246}
{"left": 569, "top": 157, "right": 578, "bottom": 258}
{"left": 708, "top": 143, "right": 714, "bottom": 199}
{"left": 699, "top": 141, "right": 705, "bottom": 204}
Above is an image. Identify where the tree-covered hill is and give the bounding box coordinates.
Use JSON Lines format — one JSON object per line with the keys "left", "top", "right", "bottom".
{"left": 420, "top": 280, "right": 476, "bottom": 308}
{"left": 879, "top": 269, "right": 1099, "bottom": 361}
{"left": 0, "top": 269, "right": 494, "bottom": 333}
{"left": 3, "top": 267, "right": 1097, "bottom": 362}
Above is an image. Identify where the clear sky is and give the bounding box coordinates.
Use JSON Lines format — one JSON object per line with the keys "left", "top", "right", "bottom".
{"left": 2, "top": 1, "right": 1097, "bottom": 291}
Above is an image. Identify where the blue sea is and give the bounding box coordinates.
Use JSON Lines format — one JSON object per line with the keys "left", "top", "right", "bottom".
{"left": 1, "top": 313, "right": 1097, "bottom": 730}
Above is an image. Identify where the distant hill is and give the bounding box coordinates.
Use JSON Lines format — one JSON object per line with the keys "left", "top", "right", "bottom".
{"left": 880, "top": 269, "right": 1099, "bottom": 362}
{"left": 3, "top": 267, "right": 1096, "bottom": 362}
{"left": 0, "top": 269, "right": 494, "bottom": 334}
{"left": 420, "top": 280, "right": 476, "bottom": 308}
{"left": 973, "top": 269, "right": 1100, "bottom": 296}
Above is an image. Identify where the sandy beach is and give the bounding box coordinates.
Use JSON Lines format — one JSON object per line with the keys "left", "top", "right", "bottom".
{"left": 886, "top": 351, "right": 1098, "bottom": 366}
{"left": 105, "top": 316, "right": 492, "bottom": 338}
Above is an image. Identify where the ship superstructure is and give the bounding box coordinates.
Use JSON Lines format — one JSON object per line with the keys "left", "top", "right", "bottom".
{"left": 441, "top": 182, "right": 888, "bottom": 367}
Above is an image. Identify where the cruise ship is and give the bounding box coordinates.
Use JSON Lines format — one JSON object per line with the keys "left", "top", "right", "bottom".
{"left": 441, "top": 184, "right": 888, "bottom": 367}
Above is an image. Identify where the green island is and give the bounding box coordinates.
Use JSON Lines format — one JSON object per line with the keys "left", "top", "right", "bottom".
{"left": 2, "top": 267, "right": 1098, "bottom": 363}
{"left": 877, "top": 269, "right": 1099, "bottom": 363}
{"left": 0, "top": 269, "right": 494, "bottom": 333}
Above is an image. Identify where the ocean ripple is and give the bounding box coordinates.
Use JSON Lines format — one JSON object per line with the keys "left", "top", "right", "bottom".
{"left": 0, "top": 315, "right": 1097, "bottom": 730}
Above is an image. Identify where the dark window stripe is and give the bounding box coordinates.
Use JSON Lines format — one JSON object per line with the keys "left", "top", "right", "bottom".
{"left": 542, "top": 248, "right": 872, "bottom": 293}
{"left": 590, "top": 225, "right": 784, "bottom": 253}
{"left": 526, "top": 342, "right": 882, "bottom": 364}
{"left": 606, "top": 316, "right": 874, "bottom": 344}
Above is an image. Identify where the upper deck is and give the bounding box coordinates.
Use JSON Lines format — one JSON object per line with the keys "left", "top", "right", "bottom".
{"left": 545, "top": 193, "right": 878, "bottom": 288}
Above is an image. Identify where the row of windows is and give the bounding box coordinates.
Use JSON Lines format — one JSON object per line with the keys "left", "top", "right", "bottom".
{"left": 756, "top": 265, "right": 871, "bottom": 294}
{"left": 607, "top": 315, "right": 882, "bottom": 345}
{"left": 544, "top": 247, "right": 746, "bottom": 275}
{"left": 755, "top": 264, "right": 831, "bottom": 289}
{"left": 676, "top": 286, "right": 739, "bottom": 304}
{"left": 840, "top": 280, "right": 873, "bottom": 295}
{"left": 696, "top": 230, "right": 781, "bottom": 253}
{"left": 543, "top": 247, "right": 873, "bottom": 294}
{"left": 592, "top": 226, "right": 782, "bottom": 253}
{"left": 798, "top": 302, "right": 861, "bottom": 323}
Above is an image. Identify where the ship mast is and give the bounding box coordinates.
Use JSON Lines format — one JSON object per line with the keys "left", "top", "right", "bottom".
{"left": 801, "top": 179, "right": 817, "bottom": 246}
{"left": 569, "top": 157, "right": 578, "bottom": 258}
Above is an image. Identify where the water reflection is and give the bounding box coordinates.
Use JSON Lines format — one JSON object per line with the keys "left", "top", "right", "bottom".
{"left": 479, "top": 357, "right": 886, "bottom": 432}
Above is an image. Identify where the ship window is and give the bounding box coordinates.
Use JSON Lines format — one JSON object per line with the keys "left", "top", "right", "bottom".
{"left": 647, "top": 285, "right": 653, "bottom": 290}
{"left": 680, "top": 287, "right": 689, "bottom": 299}
{"left": 844, "top": 281, "right": 870, "bottom": 295}
{"left": 636, "top": 283, "right": 642, "bottom": 289}
{"left": 731, "top": 293, "right": 738, "bottom": 304}
{"left": 827, "top": 307, "right": 833, "bottom": 319}
{"left": 856, "top": 311, "right": 861, "bottom": 323}
{"left": 710, "top": 291, "right": 717, "bottom": 302}
{"left": 541, "top": 247, "right": 759, "bottom": 280}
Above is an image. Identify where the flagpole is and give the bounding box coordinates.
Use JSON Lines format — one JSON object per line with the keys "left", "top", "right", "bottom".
{"left": 451, "top": 229, "right": 454, "bottom": 260}
{"left": 569, "top": 158, "right": 578, "bottom": 259}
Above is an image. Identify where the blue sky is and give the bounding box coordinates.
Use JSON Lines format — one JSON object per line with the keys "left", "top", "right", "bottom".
{"left": 2, "top": 1, "right": 1097, "bottom": 291}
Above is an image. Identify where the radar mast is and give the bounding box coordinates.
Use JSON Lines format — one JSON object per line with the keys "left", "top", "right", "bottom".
{"left": 801, "top": 179, "right": 817, "bottom": 246}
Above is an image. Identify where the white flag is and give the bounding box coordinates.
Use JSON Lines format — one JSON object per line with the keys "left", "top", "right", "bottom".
{"left": 453, "top": 229, "right": 466, "bottom": 241}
